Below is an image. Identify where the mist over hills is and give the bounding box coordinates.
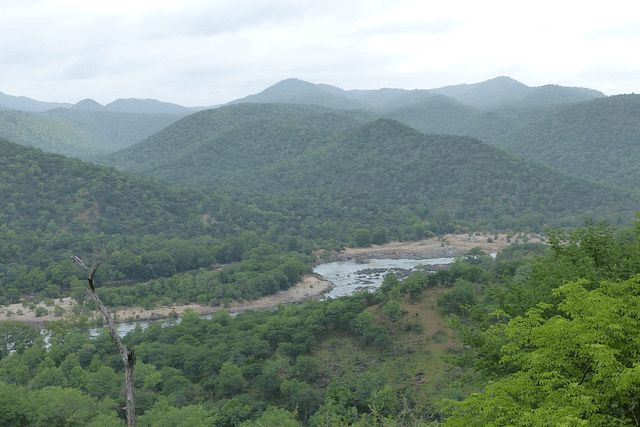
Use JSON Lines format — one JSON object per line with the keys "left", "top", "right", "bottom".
{"left": 42, "top": 108, "right": 187, "bottom": 153}
{"left": 0, "top": 90, "right": 72, "bottom": 112}
{"left": 0, "top": 110, "right": 109, "bottom": 158}
{"left": 229, "top": 76, "right": 605, "bottom": 111}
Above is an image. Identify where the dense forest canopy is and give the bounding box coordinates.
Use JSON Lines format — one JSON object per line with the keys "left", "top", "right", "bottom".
{"left": 100, "top": 105, "right": 638, "bottom": 229}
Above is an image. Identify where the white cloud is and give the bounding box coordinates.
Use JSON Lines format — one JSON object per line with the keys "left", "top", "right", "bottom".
{"left": 1, "top": 0, "right": 638, "bottom": 105}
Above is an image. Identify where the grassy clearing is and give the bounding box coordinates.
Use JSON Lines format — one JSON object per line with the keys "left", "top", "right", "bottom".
{"left": 310, "top": 287, "right": 476, "bottom": 417}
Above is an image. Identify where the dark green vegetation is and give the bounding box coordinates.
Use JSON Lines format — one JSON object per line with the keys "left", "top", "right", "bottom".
{"left": 0, "top": 137, "right": 317, "bottom": 306}
{"left": 6, "top": 77, "right": 640, "bottom": 196}
{"left": 100, "top": 103, "right": 637, "bottom": 232}
{"left": 484, "top": 94, "right": 640, "bottom": 190}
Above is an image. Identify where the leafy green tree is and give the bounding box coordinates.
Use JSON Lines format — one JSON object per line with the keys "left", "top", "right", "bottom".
{"left": 353, "top": 229, "right": 371, "bottom": 247}
{"left": 280, "top": 379, "right": 323, "bottom": 422}
{"left": 443, "top": 275, "right": 640, "bottom": 425}
{"left": 27, "top": 386, "right": 108, "bottom": 427}
{"left": 216, "top": 362, "right": 247, "bottom": 398}
{"left": 379, "top": 273, "right": 400, "bottom": 295}
{"left": 437, "top": 279, "right": 476, "bottom": 316}
{"left": 462, "top": 247, "right": 493, "bottom": 269}
{"left": 138, "top": 398, "right": 213, "bottom": 427}
{"left": 213, "top": 398, "right": 252, "bottom": 427}
{"left": 32, "top": 367, "right": 65, "bottom": 389}
{"left": 142, "top": 250, "right": 177, "bottom": 278}
{"left": 0, "top": 382, "right": 28, "bottom": 425}
{"left": 67, "top": 365, "right": 89, "bottom": 391}
{"left": 88, "top": 365, "right": 121, "bottom": 399}
{"left": 383, "top": 299, "right": 402, "bottom": 323}
{"left": 0, "top": 321, "right": 42, "bottom": 359}
{"left": 371, "top": 227, "right": 389, "bottom": 245}
{"left": 86, "top": 412, "right": 125, "bottom": 427}
{"left": 240, "top": 406, "right": 300, "bottom": 427}
{"left": 292, "top": 355, "right": 321, "bottom": 383}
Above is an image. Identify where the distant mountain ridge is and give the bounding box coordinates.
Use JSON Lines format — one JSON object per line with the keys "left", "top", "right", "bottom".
{"left": 0, "top": 77, "right": 607, "bottom": 114}
{"left": 0, "top": 91, "right": 72, "bottom": 112}
{"left": 0, "top": 91, "right": 203, "bottom": 114}
{"left": 229, "top": 76, "right": 605, "bottom": 110}
{"left": 70, "top": 98, "right": 198, "bottom": 114}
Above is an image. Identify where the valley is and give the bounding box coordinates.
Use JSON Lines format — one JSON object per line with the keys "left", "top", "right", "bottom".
{"left": 0, "top": 77, "right": 639, "bottom": 426}
{"left": 0, "top": 233, "right": 539, "bottom": 327}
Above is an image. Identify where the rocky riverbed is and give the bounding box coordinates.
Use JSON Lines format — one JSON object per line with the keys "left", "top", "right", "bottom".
{"left": 0, "top": 233, "right": 543, "bottom": 328}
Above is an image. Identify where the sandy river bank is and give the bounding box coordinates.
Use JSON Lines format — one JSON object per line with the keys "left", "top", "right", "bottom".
{"left": 0, "top": 233, "right": 542, "bottom": 328}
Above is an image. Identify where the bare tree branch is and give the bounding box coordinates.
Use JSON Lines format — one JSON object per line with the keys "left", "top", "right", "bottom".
{"left": 72, "top": 256, "right": 136, "bottom": 427}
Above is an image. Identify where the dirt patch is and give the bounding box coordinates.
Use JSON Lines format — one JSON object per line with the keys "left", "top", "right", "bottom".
{"left": 0, "top": 275, "right": 334, "bottom": 329}
{"left": 324, "top": 233, "right": 542, "bottom": 262}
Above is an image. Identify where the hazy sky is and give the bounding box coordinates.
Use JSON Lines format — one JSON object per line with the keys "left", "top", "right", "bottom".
{"left": 2, "top": 0, "right": 639, "bottom": 106}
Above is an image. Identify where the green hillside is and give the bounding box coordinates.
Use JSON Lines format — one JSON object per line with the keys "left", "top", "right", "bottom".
{"left": 99, "top": 103, "right": 373, "bottom": 171}
{"left": 0, "top": 137, "right": 321, "bottom": 306}
{"left": 379, "top": 95, "right": 478, "bottom": 135}
{"left": 41, "top": 108, "right": 186, "bottom": 153}
{"left": 0, "top": 110, "right": 108, "bottom": 159}
{"left": 485, "top": 94, "right": 640, "bottom": 190}
{"left": 102, "top": 105, "right": 638, "bottom": 230}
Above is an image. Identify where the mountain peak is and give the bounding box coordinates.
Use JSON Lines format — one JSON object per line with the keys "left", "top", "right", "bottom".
{"left": 228, "top": 78, "right": 363, "bottom": 109}
{"left": 104, "top": 98, "right": 191, "bottom": 114}
{"left": 71, "top": 98, "right": 105, "bottom": 111}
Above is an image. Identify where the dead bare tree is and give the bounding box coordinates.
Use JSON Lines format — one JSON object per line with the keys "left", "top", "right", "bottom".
{"left": 72, "top": 256, "right": 136, "bottom": 427}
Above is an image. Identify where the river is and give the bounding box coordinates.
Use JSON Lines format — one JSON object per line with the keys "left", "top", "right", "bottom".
{"left": 85, "top": 256, "right": 455, "bottom": 338}
{"left": 313, "top": 257, "right": 455, "bottom": 298}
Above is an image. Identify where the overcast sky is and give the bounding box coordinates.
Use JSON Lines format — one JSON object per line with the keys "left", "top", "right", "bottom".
{"left": 2, "top": 0, "right": 639, "bottom": 106}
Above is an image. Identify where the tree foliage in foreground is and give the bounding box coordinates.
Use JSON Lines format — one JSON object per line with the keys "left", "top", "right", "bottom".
{"left": 443, "top": 217, "right": 640, "bottom": 426}
{"left": 443, "top": 275, "right": 640, "bottom": 426}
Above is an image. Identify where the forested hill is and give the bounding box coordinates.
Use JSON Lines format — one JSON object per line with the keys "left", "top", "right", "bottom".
{"left": 0, "top": 137, "right": 318, "bottom": 300}
{"left": 101, "top": 106, "right": 638, "bottom": 228}
{"left": 99, "top": 103, "right": 374, "bottom": 171}
{"left": 221, "top": 79, "right": 640, "bottom": 193}
{"left": 41, "top": 108, "right": 186, "bottom": 153}
{"left": 0, "top": 110, "right": 109, "bottom": 159}
{"left": 481, "top": 94, "right": 640, "bottom": 190}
